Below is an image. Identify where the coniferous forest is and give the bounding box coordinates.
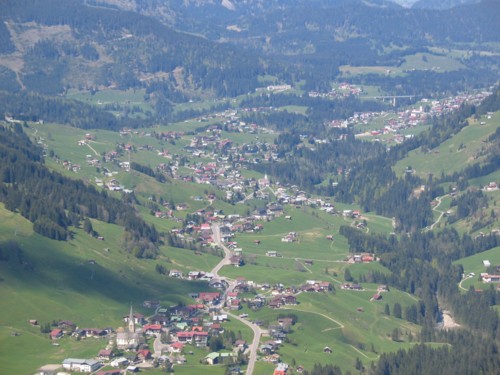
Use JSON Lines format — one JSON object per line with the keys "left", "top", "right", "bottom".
{"left": 0, "top": 1, "right": 499, "bottom": 374}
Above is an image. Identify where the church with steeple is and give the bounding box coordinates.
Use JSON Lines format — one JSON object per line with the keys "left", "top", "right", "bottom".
{"left": 116, "top": 305, "right": 143, "bottom": 349}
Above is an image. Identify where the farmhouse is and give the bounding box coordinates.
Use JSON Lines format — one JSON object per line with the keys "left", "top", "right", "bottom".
{"left": 481, "top": 274, "right": 500, "bottom": 283}
{"left": 199, "top": 292, "right": 221, "bottom": 305}
{"left": 62, "top": 358, "right": 101, "bottom": 373}
{"left": 205, "top": 352, "right": 235, "bottom": 365}
{"left": 50, "top": 329, "right": 63, "bottom": 340}
{"left": 98, "top": 349, "right": 113, "bottom": 360}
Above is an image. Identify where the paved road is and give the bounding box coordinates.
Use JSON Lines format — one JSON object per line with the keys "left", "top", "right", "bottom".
{"left": 228, "top": 312, "right": 262, "bottom": 375}
{"left": 152, "top": 333, "right": 167, "bottom": 358}
{"left": 210, "top": 223, "right": 261, "bottom": 375}
{"left": 210, "top": 223, "right": 232, "bottom": 275}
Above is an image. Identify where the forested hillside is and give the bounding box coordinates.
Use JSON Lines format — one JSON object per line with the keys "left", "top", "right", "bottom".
{"left": 0, "top": 123, "right": 159, "bottom": 257}
{"left": 0, "top": 1, "right": 499, "bottom": 374}
{"left": 0, "top": 0, "right": 268, "bottom": 107}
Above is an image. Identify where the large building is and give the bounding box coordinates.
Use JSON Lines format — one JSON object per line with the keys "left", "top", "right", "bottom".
{"left": 116, "top": 305, "right": 144, "bottom": 349}
{"left": 62, "top": 358, "right": 101, "bottom": 373}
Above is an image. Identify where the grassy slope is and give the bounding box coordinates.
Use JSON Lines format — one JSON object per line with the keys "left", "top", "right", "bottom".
{"left": 0, "top": 203, "right": 221, "bottom": 373}
{"left": 11, "top": 112, "right": 476, "bottom": 373}
{"left": 393, "top": 112, "right": 500, "bottom": 179}
{"left": 453, "top": 246, "right": 500, "bottom": 291}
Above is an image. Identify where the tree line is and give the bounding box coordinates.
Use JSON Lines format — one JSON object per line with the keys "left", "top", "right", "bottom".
{"left": 0, "top": 123, "right": 159, "bottom": 258}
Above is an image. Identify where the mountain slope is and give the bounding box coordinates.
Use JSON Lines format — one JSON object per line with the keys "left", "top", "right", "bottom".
{"left": 412, "top": 0, "right": 481, "bottom": 9}
{"left": 0, "top": 0, "right": 266, "bottom": 101}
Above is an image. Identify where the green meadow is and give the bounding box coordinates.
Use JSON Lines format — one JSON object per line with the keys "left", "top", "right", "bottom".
{"left": 240, "top": 290, "right": 420, "bottom": 373}
{"left": 394, "top": 112, "right": 500, "bottom": 180}
{"left": 0, "top": 204, "right": 217, "bottom": 373}
{"left": 66, "top": 88, "right": 154, "bottom": 115}
{"left": 453, "top": 246, "right": 500, "bottom": 291}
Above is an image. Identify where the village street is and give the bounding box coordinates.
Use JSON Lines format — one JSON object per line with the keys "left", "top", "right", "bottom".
{"left": 211, "top": 223, "right": 262, "bottom": 375}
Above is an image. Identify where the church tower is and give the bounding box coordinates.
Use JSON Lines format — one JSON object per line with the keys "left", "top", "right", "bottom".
{"left": 128, "top": 304, "right": 135, "bottom": 333}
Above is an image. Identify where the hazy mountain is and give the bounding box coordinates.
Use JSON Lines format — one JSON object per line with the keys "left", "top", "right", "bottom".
{"left": 0, "top": 0, "right": 267, "bottom": 101}
{"left": 0, "top": 0, "right": 498, "bottom": 103}
{"left": 412, "top": 0, "right": 482, "bottom": 9}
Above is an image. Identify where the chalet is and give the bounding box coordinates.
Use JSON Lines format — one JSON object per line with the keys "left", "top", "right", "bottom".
{"left": 362, "top": 254, "right": 375, "bottom": 263}
{"left": 227, "top": 292, "right": 239, "bottom": 300}
{"left": 150, "top": 314, "right": 169, "bottom": 326}
{"left": 137, "top": 349, "right": 152, "bottom": 361}
{"left": 230, "top": 255, "right": 244, "bottom": 267}
{"left": 98, "top": 349, "right": 113, "bottom": 360}
{"left": 50, "top": 329, "right": 63, "bottom": 340}
{"left": 188, "top": 271, "right": 202, "bottom": 280}
{"left": 248, "top": 299, "right": 265, "bottom": 310}
{"left": 143, "top": 324, "right": 162, "bottom": 334}
{"left": 176, "top": 331, "right": 194, "bottom": 344}
{"left": 209, "top": 323, "right": 223, "bottom": 334}
{"left": 269, "top": 298, "right": 282, "bottom": 309}
{"left": 260, "top": 344, "right": 274, "bottom": 355}
{"left": 274, "top": 363, "right": 289, "bottom": 375}
{"left": 283, "top": 295, "right": 297, "bottom": 305}
{"left": 110, "top": 357, "right": 129, "bottom": 368}
{"left": 58, "top": 320, "right": 76, "bottom": 332}
{"left": 323, "top": 346, "right": 333, "bottom": 354}
{"left": 213, "top": 314, "right": 228, "bottom": 322}
{"left": 372, "top": 293, "right": 382, "bottom": 301}
{"left": 234, "top": 339, "right": 247, "bottom": 351}
{"left": 228, "top": 299, "right": 241, "bottom": 310}
{"left": 199, "top": 292, "right": 221, "bottom": 304}
{"left": 205, "top": 352, "right": 235, "bottom": 365}
{"left": 481, "top": 274, "right": 500, "bottom": 283}
{"left": 194, "top": 331, "right": 209, "bottom": 347}
{"left": 169, "top": 342, "right": 184, "bottom": 353}
{"left": 82, "top": 328, "right": 107, "bottom": 338}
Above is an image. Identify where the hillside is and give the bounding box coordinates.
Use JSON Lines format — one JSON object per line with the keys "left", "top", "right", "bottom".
{"left": 0, "top": 1, "right": 499, "bottom": 374}
{"left": 0, "top": 0, "right": 266, "bottom": 102}
{"left": 1, "top": 0, "right": 498, "bottom": 106}
{"left": 412, "top": 0, "right": 481, "bottom": 9}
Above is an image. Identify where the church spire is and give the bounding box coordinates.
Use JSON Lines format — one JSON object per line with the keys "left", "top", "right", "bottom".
{"left": 128, "top": 304, "right": 135, "bottom": 333}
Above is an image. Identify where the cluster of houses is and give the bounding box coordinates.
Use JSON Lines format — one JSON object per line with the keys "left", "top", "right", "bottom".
{"left": 38, "top": 297, "right": 255, "bottom": 374}
{"left": 347, "top": 253, "right": 376, "bottom": 264}
{"left": 308, "top": 82, "right": 363, "bottom": 99}
{"left": 331, "top": 90, "right": 492, "bottom": 144}
{"left": 481, "top": 273, "right": 500, "bottom": 283}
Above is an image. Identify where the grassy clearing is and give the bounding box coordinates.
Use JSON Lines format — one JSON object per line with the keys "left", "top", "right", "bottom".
{"left": 394, "top": 112, "right": 500, "bottom": 179}
{"left": 453, "top": 246, "right": 500, "bottom": 291}
{"left": 66, "top": 88, "right": 153, "bottom": 114}
{"left": 400, "top": 53, "right": 465, "bottom": 72}
{"left": 243, "top": 290, "right": 419, "bottom": 373}
{"left": 340, "top": 51, "right": 466, "bottom": 78}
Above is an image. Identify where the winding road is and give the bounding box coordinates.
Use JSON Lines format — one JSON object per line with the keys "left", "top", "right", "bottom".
{"left": 210, "top": 223, "right": 262, "bottom": 375}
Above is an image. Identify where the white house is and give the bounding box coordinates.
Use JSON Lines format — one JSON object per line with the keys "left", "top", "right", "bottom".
{"left": 62, "top": 358, "right": 101, "bottom": 373}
